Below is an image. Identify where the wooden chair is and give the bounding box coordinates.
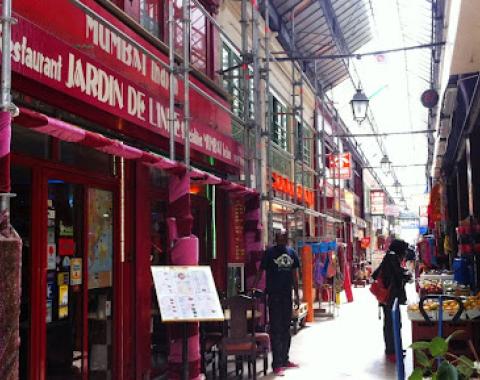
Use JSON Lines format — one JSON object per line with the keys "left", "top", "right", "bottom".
{"left": 219, "top": 295, "right": 258, "bottom": 379}
{"left": 200, "top": 322, "right": 223, "bottom": 379}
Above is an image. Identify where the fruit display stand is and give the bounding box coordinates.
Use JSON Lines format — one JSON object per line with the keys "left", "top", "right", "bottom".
{"left": 409, "top": 295, "right": 480, "bottom": 363}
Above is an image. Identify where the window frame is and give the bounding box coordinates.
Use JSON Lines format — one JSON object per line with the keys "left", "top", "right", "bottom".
{"left": 221, "top": 41, "right": 254, "bottom": 119}
{"left": 270, "top": 93, "right": 288, "bottom": 151}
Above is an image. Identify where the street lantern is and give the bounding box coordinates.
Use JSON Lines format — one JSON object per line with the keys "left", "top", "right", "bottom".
{"left": 393, "top": 180, "right": 401, "bottom": 195}
{"left": 380, "top": 154, "right": 391, "bottom": 174}
{"left": 350, "top": 88, "right": 369, "bottom": 123}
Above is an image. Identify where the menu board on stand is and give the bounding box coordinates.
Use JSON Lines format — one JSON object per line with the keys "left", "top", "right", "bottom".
{"left": 151, "top": 266, "right": 224, "bottom": 380}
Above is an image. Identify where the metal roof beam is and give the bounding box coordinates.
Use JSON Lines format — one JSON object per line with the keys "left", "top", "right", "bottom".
{"left": 259, "top": 0, "right": 294, "bottom": 52}
{"left": 317, "top": 0, "right": 351, "bottom": 56}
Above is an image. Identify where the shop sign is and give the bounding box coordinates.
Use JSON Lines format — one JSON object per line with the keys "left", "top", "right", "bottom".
{"left": 399, "top": 218, "right": 420, "bottom": 229}
{"left": 361, "top": 237, "right": 371, "bottom": 249}
{"left": 340, "top": 199, "right": 352, "bottom": 216}
{"left": 229, "top": 199, "right": 245, "bottom": 263}
{"left": 7, "top": 0, "right": 242, "bottom": 168}
{"left": 385, "top": 204, "right": 400, "bottom": 217}
{"left": 354, "top": 217, "right": 367, "bottom": 229}
{"left": 327, "top": 152, "right": 352, "bottom": 180}
{"left": 343, "top": 190, "right": 355, "bottom": 217}
{"left": 370, "top": 190, "right": 385, "bottom": 215}
{"left": 419, "top": 205, "right": 428, "bottom": 218}
{"left": 272, "top": 172, "right": 315, "bottom": 208}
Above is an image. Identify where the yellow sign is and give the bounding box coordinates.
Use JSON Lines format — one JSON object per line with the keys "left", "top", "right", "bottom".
{"left": 70, "top": 258, "right": 82, "bottom": 285}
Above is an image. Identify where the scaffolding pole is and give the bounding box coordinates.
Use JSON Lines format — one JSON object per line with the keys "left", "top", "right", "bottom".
{"left": 290, "top": 9, "right": 299, "bottom": 251}
{"left": 182, "top": 0, "right": 191, "bottom": 169}
{"left": 168, "top": 0, "right": 176, "bottom": 160}
{"left": 241, "top": 0, "right": 251, "bottom": 188}
{"left": 252, "top": 0, "right": 262, "bottom": 196}
{"left": 264, "top": 0, "right": 274, "bottom": 247}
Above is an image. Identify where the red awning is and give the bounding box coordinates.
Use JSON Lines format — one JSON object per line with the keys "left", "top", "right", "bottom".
{"left": 15, "top": 107, "right": 255, "bottom": 194}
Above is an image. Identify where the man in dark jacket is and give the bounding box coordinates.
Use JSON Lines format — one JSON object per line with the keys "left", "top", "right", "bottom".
{"left": 372, "top": 239, "right": 411, "bottom": 362}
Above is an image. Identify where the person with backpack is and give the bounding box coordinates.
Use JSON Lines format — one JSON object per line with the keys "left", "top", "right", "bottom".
{"left": 252, "top": 233, "right": 300, "bottom": 376}
{"left": 372, "top": 239, "right": 412, "bottom": 363}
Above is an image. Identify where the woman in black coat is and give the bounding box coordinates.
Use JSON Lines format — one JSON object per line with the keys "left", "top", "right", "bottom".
{"left": 372, "top": 239, "right": 411, "bottom": 362}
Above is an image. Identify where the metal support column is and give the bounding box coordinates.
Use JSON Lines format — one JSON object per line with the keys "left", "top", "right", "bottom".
{"left": 466, "top": 137, "right": 474, "bottom": 217}
{"left": 182, "top": 0, "right": 191, "bottom": 169}
{"left": 168, "top": 0, "right": 176, "bottom": 160}
{"left": 241, "top": 0, "right": 251, "bottom": 187}
{"left": 252, "top": 1, "right": 262, "bottom": 194}
{"left": 264, "top": 0, "right": 274, "bottom": 246}
{"left": 290, "top": 10, "right": 299, "bottom": 249}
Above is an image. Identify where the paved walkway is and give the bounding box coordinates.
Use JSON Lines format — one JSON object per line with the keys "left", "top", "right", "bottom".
{"left": 258, "top": 285, "right": 416, "bottom": 380}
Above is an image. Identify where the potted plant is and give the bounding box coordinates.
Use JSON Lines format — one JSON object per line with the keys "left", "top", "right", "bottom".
{"left": 409, "top": 332, "right": 479, "bottom": 380}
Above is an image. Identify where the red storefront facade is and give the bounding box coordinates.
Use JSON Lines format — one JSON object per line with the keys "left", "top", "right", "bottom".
{"left": 7, "top": 1, "right": 251, "bottom": 379}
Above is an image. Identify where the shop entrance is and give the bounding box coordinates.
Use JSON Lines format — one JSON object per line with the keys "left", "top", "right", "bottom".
{"left": 12, "top": 156, "right": 117, "bottom": 380}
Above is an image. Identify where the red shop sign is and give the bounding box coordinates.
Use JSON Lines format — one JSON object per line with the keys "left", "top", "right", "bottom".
{"left": 360, "top": 237, "right": 371, "bottom": 249}
{"left": 8, "top": 0, "right": 242, "bottom": 168}
{"left": 327, "top": 152, "right": 352, "bottom": 180}
{"left": 229, "top": 199, "right": 245, "bottom": 263}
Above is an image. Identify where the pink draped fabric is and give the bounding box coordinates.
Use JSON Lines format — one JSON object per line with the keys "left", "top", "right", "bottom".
{"left": 190, "top": 168, "right": 222, "bottom": 185}
{"left": 36, "top": 118, "right": 85, "bottom": 142}
{"left": 0, "top": 111, "right": 11, "bottom": 193}
{"left": 0, "top": 111, "right": 11, "bottom": 158}
{"left": 98, "top": 140, "right": 143, "bottom": 159}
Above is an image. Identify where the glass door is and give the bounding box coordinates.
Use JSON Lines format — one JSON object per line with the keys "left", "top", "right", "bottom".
{"left": 45, "top": 182, "right": 114, "bottom": 380}
{"left": 86, "top": 188, "right": 114, "bottom": 380}
{"left": 46, "top": 180, "right": 84, "bottom": 380}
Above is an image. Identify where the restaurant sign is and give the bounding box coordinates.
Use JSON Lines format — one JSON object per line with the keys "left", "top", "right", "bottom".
{"left": 272, "top": 172, "right": 315, "bottom": 208}
{"left": 370, "top": 190, "right": 385, "bottom": 215}
{"left": 327, "top": 152, "right": 352, "bottom": 180}
{"left": 6, "top": 0, "right": 242, "bottom": 167}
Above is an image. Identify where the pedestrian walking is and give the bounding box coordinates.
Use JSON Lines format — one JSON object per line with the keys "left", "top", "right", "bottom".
{"left": 253, "top": 233, "right": 300, "bottom": 376}
{"left": 372, "top": 239, "right": 412, "bottom": 363}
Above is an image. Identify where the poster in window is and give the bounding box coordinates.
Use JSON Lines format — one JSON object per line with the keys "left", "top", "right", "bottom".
{"left": 88, "top": 189, "right": 113, "bottom": 289}
{"left": 46, "top": 300, "right": 53, "bottom": 323}
{"left": 58, "top": 284, "right": 69, "bottom": 319}
{"left": 370, "top": 190, "right": 385, "bottom": 215}
{"left": 47, "top": 243, "right": 56, "bottom": 270}
{"left": 70, "top": 258, "right": 82, "bottom": 285}
{"left": 58, "top": 237, "right": 75, "bottom": 256}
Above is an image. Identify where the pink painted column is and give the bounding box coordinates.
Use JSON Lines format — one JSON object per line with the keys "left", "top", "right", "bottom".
{"left": 0, "top": 111, "right": 11, "bottom": 193}
{"left": 167, "top": 170, "right": 201, "bottom": 380}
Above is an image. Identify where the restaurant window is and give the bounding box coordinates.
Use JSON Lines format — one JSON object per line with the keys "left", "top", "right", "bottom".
{"left": 175, "top": 0, "right": 208, "bottom": 75}
{"left": 296, "top": 122, "right": 312, "bottom": 165}
{"left": 140, "top": 0, "right": 163, "bottom": 38}
{"left": 271, "top": 95, "right": 288, "bottom": 151}
{"left": 112, "top": 0, "right": 211, "bottom": 77}
{"left": 222, "top": 43, "right": 253, "bottom": 119}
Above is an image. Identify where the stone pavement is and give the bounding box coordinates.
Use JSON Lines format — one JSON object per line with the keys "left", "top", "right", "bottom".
{"left": 256, "top": 285, "right": 416, "bottom": 380}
